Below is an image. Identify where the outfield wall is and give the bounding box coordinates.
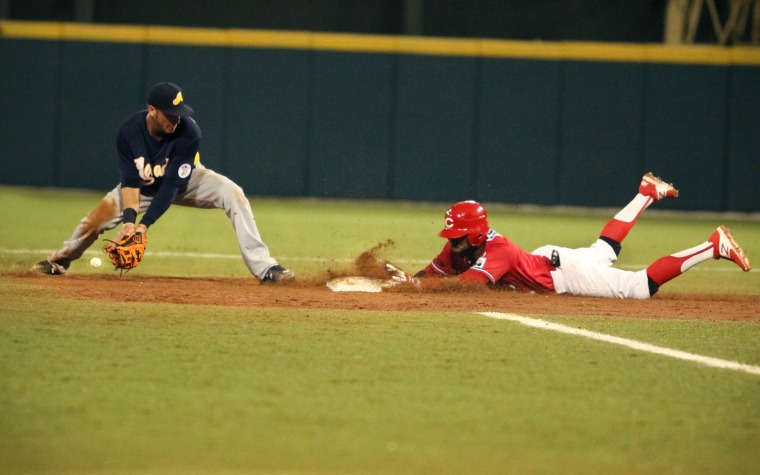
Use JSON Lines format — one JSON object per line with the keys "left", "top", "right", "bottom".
{"left": 1, "top": 21, "right": 759, "bottom": 212}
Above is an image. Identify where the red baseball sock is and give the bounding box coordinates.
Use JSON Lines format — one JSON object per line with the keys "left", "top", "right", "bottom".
{"left": 600, "top": 194, "right": 651, "bottom": 243}
{"left": 646, "top": 241, "right": 714, "bottom": 286}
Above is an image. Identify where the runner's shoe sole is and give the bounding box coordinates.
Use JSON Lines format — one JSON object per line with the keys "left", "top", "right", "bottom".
{"left": 639, "top": 172, "right": 678, "bottom": 201}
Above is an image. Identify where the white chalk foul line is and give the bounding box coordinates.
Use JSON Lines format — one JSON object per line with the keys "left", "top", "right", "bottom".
{"left": 478, "top": 312, "right": 760, "bottom": 376}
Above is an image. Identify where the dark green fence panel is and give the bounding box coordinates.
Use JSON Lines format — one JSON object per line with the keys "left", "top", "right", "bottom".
{"left": 558, "top": 61, "right": 647, "bottom": 207}
{"left": 392, "top": 54, "right": 478, "bottom": 202}
{"left": 57, "top": 41, "right": 143, "bottom": 190}
{"left": 643, "top": 64, "right": 729, "bottom": 211}
{"left": 0, "top": 39, "right": 60, "bottom": 186}
{"left": 1, "top": 33, "right": 758, "bottom": 212}
{"left": 475, "top": 58, "right": 561, "bottom": 206}
{"left": 225, "top": 48, "right": 312, "bottom": 196}
{"left": 309, "top": 51, "right": 395, "bottom": 199}
{"left": 726, "top": 67, "right": 760, "bottom": 213}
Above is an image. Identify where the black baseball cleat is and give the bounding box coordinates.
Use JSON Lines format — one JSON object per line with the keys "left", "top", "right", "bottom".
{"left": 32, "top": 257, "right": 71, "bottom": 275}
{"left": 261, "top": 265, "right": 295, "bottom": 284}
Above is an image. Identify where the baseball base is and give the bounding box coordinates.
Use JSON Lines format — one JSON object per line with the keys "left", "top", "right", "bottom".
{"left": 326, "top": 276, "right": 393, "bottom": 293}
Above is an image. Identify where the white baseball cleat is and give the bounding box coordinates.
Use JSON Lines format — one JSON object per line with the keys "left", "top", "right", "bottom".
{"left": 639, "top": 172, "right": 679, "bottom": 201}
{"left": 708, "top": 225, "right": 751, "bottom": 272}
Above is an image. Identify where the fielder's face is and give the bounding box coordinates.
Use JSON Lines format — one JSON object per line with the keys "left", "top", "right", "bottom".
{"left": 147, "top": 106, "right": 181, "bottom": 137}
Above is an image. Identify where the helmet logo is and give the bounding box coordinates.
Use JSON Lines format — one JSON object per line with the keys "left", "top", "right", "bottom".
{"left": 445, "top": 217, "right": 454, "bottom": 229}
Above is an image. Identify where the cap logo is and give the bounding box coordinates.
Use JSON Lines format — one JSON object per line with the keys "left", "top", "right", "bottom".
{"left": 172, "top": 92, "right": 184, "bottom": 106}
{"left": 445, "top": 217, "right": 454, "bottom": 229}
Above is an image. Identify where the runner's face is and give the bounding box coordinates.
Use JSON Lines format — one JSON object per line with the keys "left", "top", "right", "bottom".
{"left": 449, "top": 235, "right": 486, "bottom": 268}
{"left": 450, "top": 236, "right": 471, "bottom": 254}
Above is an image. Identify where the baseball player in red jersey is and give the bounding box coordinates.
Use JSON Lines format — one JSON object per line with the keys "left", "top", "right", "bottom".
{"left": 389, "top": 173, "right": 750, "bottom": 299}
{"left": 34, "top": 82, "right": 294, "bottom": 283}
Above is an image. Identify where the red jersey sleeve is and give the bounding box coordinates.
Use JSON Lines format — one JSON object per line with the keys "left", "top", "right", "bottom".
{"left": 421, "top": 241, "right": 457, "bottom": 277}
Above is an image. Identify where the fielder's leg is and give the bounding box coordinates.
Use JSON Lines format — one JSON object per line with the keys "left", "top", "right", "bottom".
{"left": 598, "top": 173, "right": 678, "bottom": 256}
{"left": 174, "top": 166, "right": 289, "bottom": 280}
{"left": 34, "top": 186, "right": 126, "bottom": 275}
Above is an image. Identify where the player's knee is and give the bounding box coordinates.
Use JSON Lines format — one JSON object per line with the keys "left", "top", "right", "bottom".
{"left": 647, "top": 276, "right": 660, "bottom": 297}
{"left": 233, "top": 184, "right": 247, "bottom": 202}
{"left": 599, "top": 236, "right": 622, "bottom": 256}
{"left": 219, "top": 182, "right": 249, "bottom": 208}
{"left": 227, "top": 183, "right": 247, "bottom": 204}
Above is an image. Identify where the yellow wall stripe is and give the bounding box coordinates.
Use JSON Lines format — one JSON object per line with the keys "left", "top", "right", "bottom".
{"left": 2, "top": 20, "right": 760, "bottom": 66}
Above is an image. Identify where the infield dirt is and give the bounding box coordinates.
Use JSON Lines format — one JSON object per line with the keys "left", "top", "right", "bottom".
{"left": 13, "top": 242, "right": 759, "bottom": 322}
{"left": 12, "top": 272, "right": 759, "bottom": 322}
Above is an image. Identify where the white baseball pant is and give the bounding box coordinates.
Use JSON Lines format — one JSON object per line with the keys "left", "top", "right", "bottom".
{"left": 532, "top": 239, "right": 651, "bottom": 299}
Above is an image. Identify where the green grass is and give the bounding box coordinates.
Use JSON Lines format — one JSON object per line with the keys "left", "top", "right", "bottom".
{"left": 1, "top": 286, "right": 759, "bottom": 474}
{"left": 1, "top": 186, "right": 759, "bottom": 474}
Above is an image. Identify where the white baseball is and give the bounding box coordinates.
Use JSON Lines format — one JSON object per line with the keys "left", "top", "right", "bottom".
{"left": 90, "top": 257, "right": 102, "bottom": 268}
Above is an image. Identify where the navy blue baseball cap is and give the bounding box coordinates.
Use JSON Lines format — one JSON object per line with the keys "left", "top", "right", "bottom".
{"left": 147, "top": 82, "right": 195, "bottom": 116}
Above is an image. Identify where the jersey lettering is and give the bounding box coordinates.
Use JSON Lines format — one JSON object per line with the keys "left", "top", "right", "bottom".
{"left": 133, "top": 156, "right": 169, "bottom": 185}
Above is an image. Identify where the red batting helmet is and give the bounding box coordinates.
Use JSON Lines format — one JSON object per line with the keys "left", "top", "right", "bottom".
{"left": 439, "top": 200, "right": 489, "bottom": 246}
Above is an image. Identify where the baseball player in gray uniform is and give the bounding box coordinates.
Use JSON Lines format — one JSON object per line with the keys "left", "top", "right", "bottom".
{"left": 34, "top": 82, "right": 294, "bottom": 283}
